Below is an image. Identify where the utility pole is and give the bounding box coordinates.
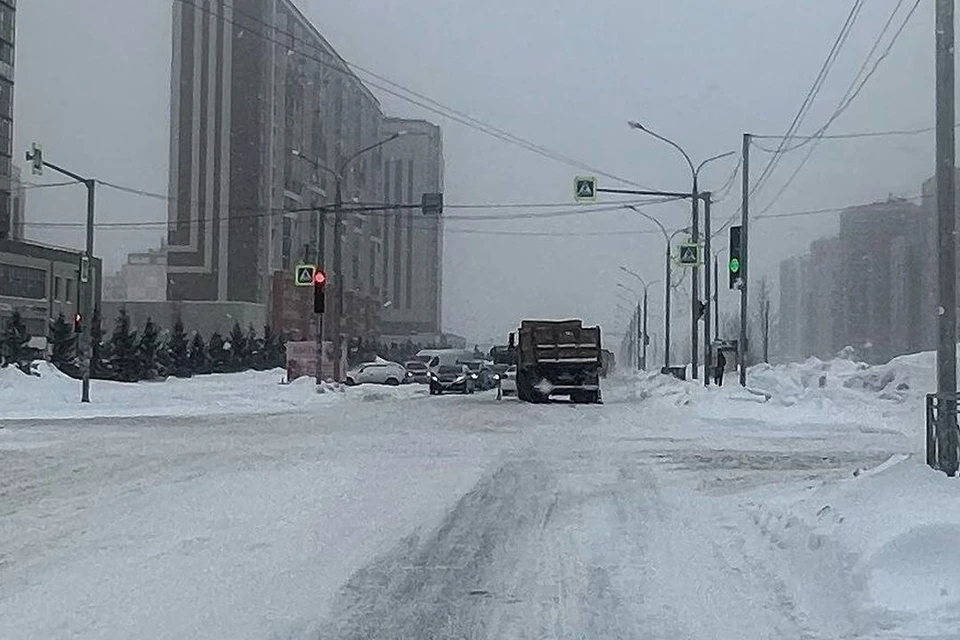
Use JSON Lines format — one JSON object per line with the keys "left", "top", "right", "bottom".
{"left": 762, "top": 299, "right": 770, "bottom": 363}
{"left": 935, "top": 0, "right": 958, "bottom": 475}
{"left": 714, "top": 252, "right": 720, "bottom": 342}
{"left": 641, "top": 288, "right": 649, "bottom": 371}
{"left": 702, "top": 192, "right": 712, "bottom": 387}
{"left": 26, "top": 146, "right": 95, "bottom": 402}
{"left": 332, "top": 176, "right": 344, "bottom": 383}
{"left": 635, "top": 300, "right": 642, "bottom": 370}
{"left": 739, "top": 133, "right": 750, "bottom": 387}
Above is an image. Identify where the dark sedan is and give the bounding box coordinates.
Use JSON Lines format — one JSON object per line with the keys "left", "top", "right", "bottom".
{"left": 429, "top": 364, "right": 476, "bottom": 395}
{"left": 404, "top": 360, "right": 430, "bottom": 384}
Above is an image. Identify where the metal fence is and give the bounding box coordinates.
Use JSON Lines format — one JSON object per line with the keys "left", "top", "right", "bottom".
{"left": 926, "top": 392, "right": 960, "bottom": 473}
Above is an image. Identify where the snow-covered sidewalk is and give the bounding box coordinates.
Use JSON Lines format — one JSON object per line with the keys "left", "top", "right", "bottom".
{"left": 0, "top": 362, "right": 427, "bottom": 420}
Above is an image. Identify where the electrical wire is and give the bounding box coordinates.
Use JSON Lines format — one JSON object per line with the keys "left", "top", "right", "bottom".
{"left": 750, "top": 0, "right": 864, "bottom": 199}
{"left": 172, "top": 0, "right": 643, "bottom": 187}
{"left": 756, "top": 0, "right": 921, "bottom": 216}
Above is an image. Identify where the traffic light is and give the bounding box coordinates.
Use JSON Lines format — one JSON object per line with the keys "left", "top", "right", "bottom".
{"left": 26, "top": 143, "right": 43, "bottom": 176}
{"left": 729, "top": 225, "right": 742, "bottom": 289}
{"left": 73, "top": 312, "right": 82, "bottom": 334}
{"left": 313, "top": 269, "right": 327, "bottom": 314}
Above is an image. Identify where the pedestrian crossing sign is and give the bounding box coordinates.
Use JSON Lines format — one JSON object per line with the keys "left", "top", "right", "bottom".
{"left": 295, "top": 264, "right": 316, "bottom": 286}
{"left": 574, "top": 176, "right": 597, "bottom": 201}
{"left": 678, "top": 243, "right": 701, "bottom": 266}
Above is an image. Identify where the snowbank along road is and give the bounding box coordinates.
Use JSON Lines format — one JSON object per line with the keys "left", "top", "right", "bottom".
{"left": 0, "top": 362, "right": 949, "bottom": 639}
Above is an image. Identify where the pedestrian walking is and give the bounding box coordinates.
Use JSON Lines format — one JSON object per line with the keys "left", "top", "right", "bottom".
{"left": 714, "top": 350, "right": 727, "bottom": 386}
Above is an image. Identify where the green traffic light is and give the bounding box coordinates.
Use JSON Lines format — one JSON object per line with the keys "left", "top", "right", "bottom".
{"left": 729, "top": 257, "right": 741, "bottom": 273}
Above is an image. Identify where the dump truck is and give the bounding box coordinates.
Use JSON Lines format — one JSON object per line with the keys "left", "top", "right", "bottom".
{"left": 516, "top": 319, "right": 602, "bottom": 404}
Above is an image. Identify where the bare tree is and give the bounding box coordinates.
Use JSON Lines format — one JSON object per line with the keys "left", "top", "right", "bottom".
{"left": 754, "top": 276, "right": 774, "bottom": 363}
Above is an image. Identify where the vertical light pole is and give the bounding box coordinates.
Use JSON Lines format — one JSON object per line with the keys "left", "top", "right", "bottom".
{"left": 739, "top": 133, "right": 751, "bottom": 387}
{"left": 713, "top": 247, "right": 727, "bottom": 342}
{"left": 624, "top": 204, "right": 689, "bottom": 370}
{"left": 627, "top": 121, "right": 735, "bottom": 380}
{"left": 292, "top": 131, "right": 405, "bottom": 383}
{"left": 25, "top": 146, "right": 96, "bottom": 403}
{"left": 935, "top": 0, "right": 957, "bottom": 475}
{"left": 620, "top": 267, "right": 659, "bottom": 372}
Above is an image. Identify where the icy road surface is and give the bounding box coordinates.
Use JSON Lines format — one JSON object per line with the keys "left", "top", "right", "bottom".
{"left": 0, "top": 368, "right": 943, "bottom": 639}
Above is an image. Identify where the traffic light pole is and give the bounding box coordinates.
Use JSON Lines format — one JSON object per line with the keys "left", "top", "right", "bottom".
{"left": 332, "top": 176, "right": 344, "bottom": 383}
{"left": 739, "top": 134, "right": 751, "bottom": 387}
{"left": 29, "top": 154, "right": 96, "bottom": 403}
{"left": 713, "top": 252, "right": 721, "bottom": 342}
{"left": 702, "top": 192, "right": 712, "bottom": 387}
{"left": 664, "top": 245, "right": 672, "bottom": 369}
{"left": 690, "top": 176, "right": 699, "bottom": 380}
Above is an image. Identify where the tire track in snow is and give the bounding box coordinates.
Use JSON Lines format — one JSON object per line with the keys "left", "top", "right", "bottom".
{"left": 314, "top": 459, "right": 649, "bottom": 639}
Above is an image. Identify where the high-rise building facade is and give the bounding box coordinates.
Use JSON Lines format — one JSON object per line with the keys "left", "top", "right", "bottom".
{"left": 379, "top": 117, "right": 444, "bottom": 335}
{"left": 0, "top": 0, "right": 14, "bottom": 240}
{"left": 167, "top": 0, "right": 391, "bottom": 340}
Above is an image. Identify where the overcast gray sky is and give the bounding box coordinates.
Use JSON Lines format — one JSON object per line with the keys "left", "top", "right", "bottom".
{"left": 14, "top": 1, "right": 936, "bottom": 344}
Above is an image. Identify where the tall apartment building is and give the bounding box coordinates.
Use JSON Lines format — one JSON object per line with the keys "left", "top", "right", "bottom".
{"left": 10, "top": 165, "right": 24, "bottom": 240}
{"left": 379, "top": 117, "right": 444, "bottom": 336}
{"left": 0, "top": 0, "right": 14, "bottom": 240}
{"left": 779, "top": 197, "right": 926, "bottom": 364}
{"left": 166, "top": 0, "right": 390, "bottom": 339}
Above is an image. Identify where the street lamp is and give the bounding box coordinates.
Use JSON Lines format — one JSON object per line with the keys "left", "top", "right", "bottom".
{"left": 624, "top": 204, "right": 690, "bottom": 370}
{"left": 712, "top": 246, "right": 728, "bottom": 342}
{"left": 620, "top": 267, "right": 660, "bottom": 372}
{"left": 291, "top": 130, "right": 407, "bottom": 383}
{"left": 628, "top": 120, "right": 736, "bottom": 381}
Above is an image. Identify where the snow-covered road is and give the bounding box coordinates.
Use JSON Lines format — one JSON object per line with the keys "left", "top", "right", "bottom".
{"left": 1, "top": 363, "right": 955, "bottom": 639}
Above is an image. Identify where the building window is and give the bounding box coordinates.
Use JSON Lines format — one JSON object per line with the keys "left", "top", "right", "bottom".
{"left": 351, "top": 234, "right": 360, "bottom": 283}
{"left": 65, "top": 279, "right": 74, "bottom": 304}
{"left": 0, "top": 263, "right": 46, "bottom": 299}
{"left": 0, "top": 78, "right": 12, "bottom": 121}
{"left": 369, "top": 241, "right": 376, "bottom": 292}
{"left": 54, "top": 276, "right": 62, "bottom": 301}
{"left": 407, "top": 160, "right": 414, "bottom": 204}
{"left": 281, "top": 217, "right": 293, "bottom": 270}
{"left": 393, "top": 160, "right": 403, "bottom": 204}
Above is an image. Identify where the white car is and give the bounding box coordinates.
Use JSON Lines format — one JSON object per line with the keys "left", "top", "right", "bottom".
{"left": 345, "top": 361, "right": 408, "bottom": 386}
{"left": 499, "top": 365, "right": 517, "bottom": 396}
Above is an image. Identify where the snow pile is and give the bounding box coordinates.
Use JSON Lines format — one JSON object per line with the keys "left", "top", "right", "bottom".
{"left": 748, "top": 455, "right": 960, "bottom": 632}
{"left": 0, "top": 362, "right": 427, "bottom": 420}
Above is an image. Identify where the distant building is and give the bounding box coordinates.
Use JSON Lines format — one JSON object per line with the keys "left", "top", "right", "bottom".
{"left": 0, "top": 238, "right": 102, "bottom": 340}
{"left": 165, "top": 0, "right": 444, "bottom": 346}
{"left": 379, "top": 117, "right": 444, "bottom": 335}
{"left": 0, "top": 0, "right": 14, "bottom": 240}
{"left": 778, "top": 196, "right": 927, "bottom": 364}
{"left": 103, "top": 242, "right": 168, "bottom": 302}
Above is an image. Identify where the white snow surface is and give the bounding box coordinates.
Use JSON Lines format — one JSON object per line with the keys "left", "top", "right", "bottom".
{"left": 0, "top": 362, "right": 426, "bottom": 420}
{"left": 1, "top": 353, "right": 959, "bottom": 638}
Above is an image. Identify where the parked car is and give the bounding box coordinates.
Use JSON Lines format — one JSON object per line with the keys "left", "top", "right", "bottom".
{"left": 460, "top": 360, "right": 495, "bottom": 390}
{"left": 345, "top": 360, "right": 408, "bottom": 386}
{"left": 404, "top": 360, "right": 430, "bottom": 384}
{"left": 429, "top": 364, "right": 476, "bottom": 395}
{"left": 499, "top": 365, "right": 517, "bottom": 396}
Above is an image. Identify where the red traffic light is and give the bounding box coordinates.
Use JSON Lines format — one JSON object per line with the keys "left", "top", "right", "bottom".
{"left": 313, "top": 270, "right": 327, "bottom": 285}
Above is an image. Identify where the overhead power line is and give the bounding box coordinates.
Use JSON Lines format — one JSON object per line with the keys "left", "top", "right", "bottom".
{"left": 172, "top": 0, "right": 642, "bottom": 188}
{"left": 756, "top": 0, "right": 922, "bottom": 215}
{"left": 750, "top": 0, "right": 864, "bottom": 198}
